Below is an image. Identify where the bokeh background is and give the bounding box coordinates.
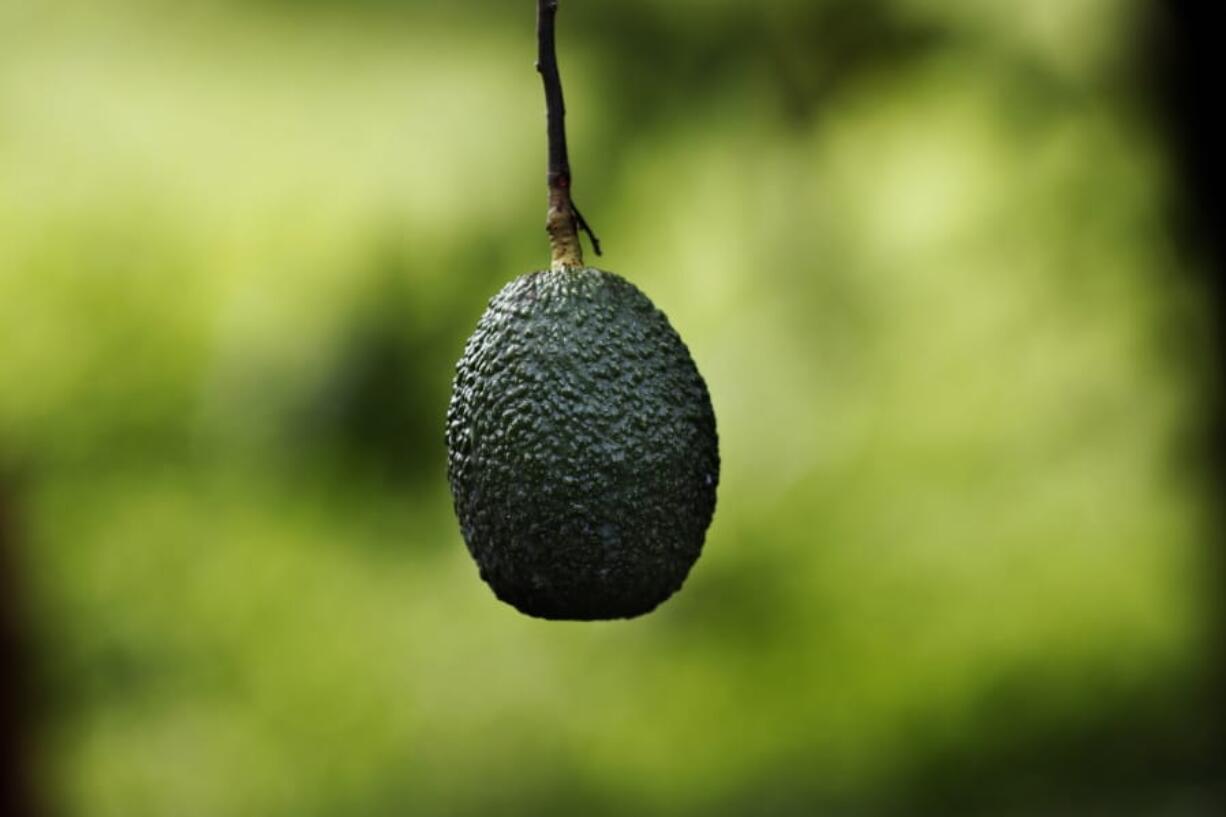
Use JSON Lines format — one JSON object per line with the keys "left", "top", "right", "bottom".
{"left": 1, "top": 1, "right": 1221, "bottom": 815}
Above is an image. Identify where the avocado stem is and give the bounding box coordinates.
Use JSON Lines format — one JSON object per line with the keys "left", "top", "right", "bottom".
{"left": 536, "top": 0, "right": 600, "bottom": 270}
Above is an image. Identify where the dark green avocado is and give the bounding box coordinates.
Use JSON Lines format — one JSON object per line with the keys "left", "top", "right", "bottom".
{"left": 446, "top": 267, "right": 719, "bottom": 620}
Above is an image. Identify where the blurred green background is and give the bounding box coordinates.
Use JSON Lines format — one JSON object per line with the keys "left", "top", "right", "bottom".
{"left": 0, "top": 0, "right": 1220, "bottom": 815}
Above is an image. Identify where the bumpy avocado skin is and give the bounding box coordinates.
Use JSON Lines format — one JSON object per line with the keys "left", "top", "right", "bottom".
{"left": 446, "top": 267, "right": 719, "bottom": 620}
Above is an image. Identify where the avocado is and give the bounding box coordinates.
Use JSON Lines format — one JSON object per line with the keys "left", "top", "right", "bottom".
{"left": 446, "top": 267, "right": 719, "bottom": 620}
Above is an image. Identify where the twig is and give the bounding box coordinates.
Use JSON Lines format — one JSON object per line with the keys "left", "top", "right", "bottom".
{"left": 571, "top": 201, "right": 602, "bottom": 257}
{"left": 536, "top": 0, "right": 601, "bottom": 268}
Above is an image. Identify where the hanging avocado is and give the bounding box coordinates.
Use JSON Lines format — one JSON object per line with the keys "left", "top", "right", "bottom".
{"left": 445, "top": 0, "right": 719, "bottom": 620}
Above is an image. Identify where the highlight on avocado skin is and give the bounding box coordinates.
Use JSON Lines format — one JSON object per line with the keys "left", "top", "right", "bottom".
{"left": 446, "top": 268, "right": 719, "bottom": 620}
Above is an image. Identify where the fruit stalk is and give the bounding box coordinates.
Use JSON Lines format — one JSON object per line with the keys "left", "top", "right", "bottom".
{"left": 536, "top": 0, "right": 599, "bottom": 270}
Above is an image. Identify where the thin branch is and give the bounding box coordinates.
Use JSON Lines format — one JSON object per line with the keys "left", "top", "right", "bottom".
{"left": 571, "top": 201, "right": 602, "bottom": 257}
{"left": 536, "top": 0, "right": 600, "bottom": 267}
